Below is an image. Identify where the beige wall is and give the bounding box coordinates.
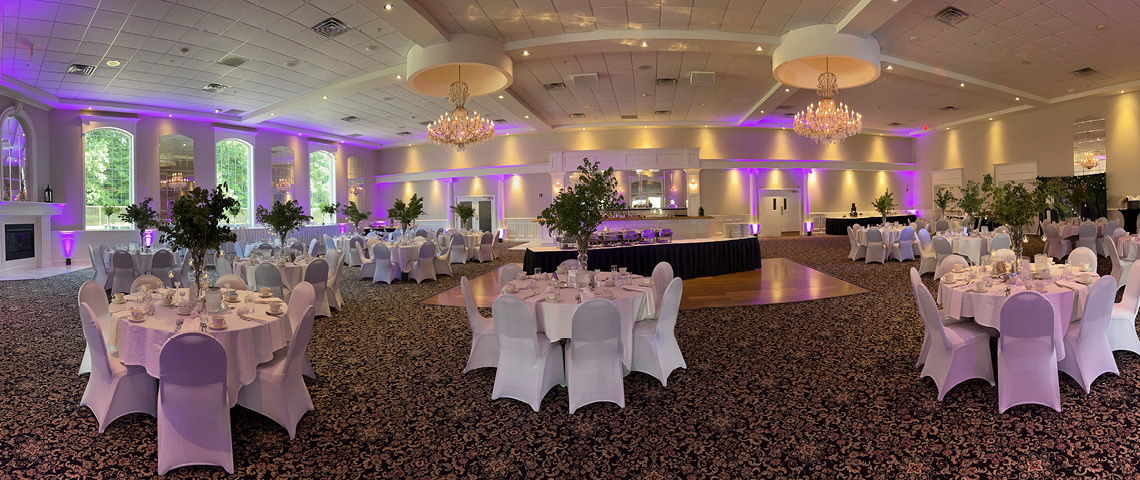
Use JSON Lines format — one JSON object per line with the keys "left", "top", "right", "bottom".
{"left": 698, "top": 167, "right": 917, "bottom": 217}
{"left": 375, "top": 126, "right": 915, "bottom": 174}
{"left": 916, "top": 91, "right": 1140, "bottom": 222}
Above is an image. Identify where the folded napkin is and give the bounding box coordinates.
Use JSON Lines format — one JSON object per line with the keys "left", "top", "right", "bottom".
{"left": 622, "top": 285, "right": 656, "bottom": 317}
{"left": 580, "top": 288, "right": 595, "bottom": 301}
{"left": 252, "top": 298, "right": 283, "bottom": 304}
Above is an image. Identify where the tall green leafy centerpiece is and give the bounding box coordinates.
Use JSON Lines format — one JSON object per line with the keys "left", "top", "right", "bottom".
{"left": 341, "top": 201, "right": 372, "bottom": 233}
{"left": 871, "top": 189, "right": 897, "bottom": 226}
{"left": 387, "top": 194, "right": 425, "bottom": 236}
{"left": 983, "top": 175, "right": 1062, "bottom": 270}
{"left": 450, "top": 203, "right": 475, "bottom": 230}
{"left": 319, "top": 202, "right": 341, "bottom": 225}
{"left": 933, "top": 188, "right": 955, "bottom": 220}
{"left": 119, "top": 197, "right": 157, "bottom": 246}
{"left": 956, "top": 178, "right": 989, "bottom": 230}
{"left": 255, "top": 199, "right": 311, "bottom": 247}
{"left": 158, "top": 184, "right": 241, "bottom": 296}
{"left": 102, "top": 205, "right": 117, "bottom": 229}
{"left": 537, "top": 159, "right": 626, "bottom": 269}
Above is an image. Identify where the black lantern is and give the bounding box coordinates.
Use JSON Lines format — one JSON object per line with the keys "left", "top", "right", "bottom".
{"left": 43, "top": 185, "right": 53, "bottom": 203}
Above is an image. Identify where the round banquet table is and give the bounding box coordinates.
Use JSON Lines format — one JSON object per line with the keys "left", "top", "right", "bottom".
{"left": 1057, "top": 224, "right": 1105, "bottom": 239}
{"left": 105, "top": 251, "right": 157, "bottom": 275}
{"left": 946, "top": 235, "right": 992, "bottom": 265}
{"left": 107, "top": 290, "right": 292, "bottom": 407}
{"left": 1119, "top": 235, "right": 1140, "bottom": 261}
{"left": 855, "top": 227, "right": 907, "bottom": 247}
{"left": 936, "top": 265, "right": 1097, "bottom": 361}
{"left": 235, "top": 260, "right": 317, "bottom": 291}
{"left": 463, "top": 233, "right": 484, "bottom": 260}
{"left": 501, "top": 273, "right": 657, "bottom": 369}
{"left": 381, "top": 243, "right": 423, "bottom": 272}
{"left": 824, "top": 215, "right": 916, "bottom": 235}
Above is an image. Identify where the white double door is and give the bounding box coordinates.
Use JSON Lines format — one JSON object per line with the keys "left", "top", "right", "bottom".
{"left": 757, "top": 189, "right": 802, "bottom": 237}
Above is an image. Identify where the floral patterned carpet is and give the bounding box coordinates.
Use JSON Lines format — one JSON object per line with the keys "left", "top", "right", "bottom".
{"left": 1, "top": 235, "right": 1137, "bottom": 478}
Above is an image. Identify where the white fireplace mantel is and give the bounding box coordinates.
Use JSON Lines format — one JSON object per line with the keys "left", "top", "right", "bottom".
{"left": 0, "top": 202, "right": 65, "bottom": 271}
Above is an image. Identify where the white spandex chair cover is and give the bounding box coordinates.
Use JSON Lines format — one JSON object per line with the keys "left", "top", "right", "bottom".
{"left": 77, "top": 281, "right": 111, "bottom": 375}
{"left": 894, "top": 226, "right": 916, "bottom": 262}
{"left": 989, "top": 249, "right": 1016, "bottom": 264}
{"left": 325, "top": 250, "right": 345, "bottom": 310}
{"left": 997, "top": 291, "right": 1061, "bottom": 413}
{"left": 476, "top": 232, "right": 494, "bottom": 262}
{"left": 370, "top": 243, "right": 400, "bottom": 284}
{"left": 303, "top": 259, "right": 330, "bottom": 317}
{"left": 567, "top": 298, "right": 625, "bottom": 413}
{"left": 847, "top": 226, "right": 866, "bottom": 261}
{"left": 308, "top": 238, "right": 320, "bottom": 257}
{"left": 410, "top": 242, "right": 437, "bottom": 283}
{"left": 288, "top": 282, "right": 317, "bottom": 379}
{"left": 323, "top": 235, "right": 337, "bottom": 257}
{"left": 449, "top": 233, "right": 468, "bottom": 264}
{"left": 462, "top": 277, "right": 498, "bottom": 373}
{"left": 912, "top": 271, "right": 994, "bottom": 400}
{"left": 917, "top": 230, "right": 936, "bottom": 275}
{"left": 79, "top": 303, "right": 157, "bottom": 433}
{"left": 498, "top": 264, "right": 522, "bottom": 291}
{"left": 214, "top": 257, "right": 233, "bottom": 277}
{"left": 651, "top": 262, "right": 674, "bottom": 314}
{"left": 237, "top": 299, "right": 316, "bottom": 439}
{"left": 1044, "top": 224, "right": 1071, "bottom": 259}
{"left": 935, "top": 220, "right": 950, "bottom": 233}
{"left": 434, "top": 236, "right": 454, "bottom": 276}
{"left": 1104, "top": 221, "right": 1119, "bottom": 256}
{"left": 358, "top": 242, "right": 376, "bottom": 280}
{"left": 157, "top": 332, "right": 232, "bottom": 474}
{"left": 1078, "top": 222, "right": 1099, "bottom": 254}
{"left": 991, "top": 233, "right": 1011, "bottom": 252}
{"left": 932, "top": 237, "right": 955, "bottom": 279}
{"left": 559, "top": 259, "right": 581, "bottom": 269}
{"left": 1107, "top": 237, "right": 1133, "bottom": 291}
{"left": 172, "top": 253, "right": 192, "bottom": 288}
{"left": 631, "top": 277, "right": 686, "bottom": 386}
{"left": 491, "top": 295, "right": 564, "bottom": 411}
{"left": 1069, "top": 247, "right": 1097, "bottom": 270}
{"left": 110, "top": 251, "right": 138, "bottom": 294}
{"left": 1107, "top": 264, "right": 1140, "bottom": 355}
{"left": 939, "top": 256, "right": 969, "bottom": 279}
{"left": 89, "top": 245, "right": 113, "bottom": 289}
{"left": 347, "top": 237, "right": 365, "bottom": 267}
{"left": 130, "top": 275, "right": 164, "bottom": 293}
{"left": 254, "top": 263, "right": 288, "bottom": 300}
{"left": 215, "top": 274, "right": 248, "bottom": 290}
{"left": 234, "top": 241, "right": 248, "bottom": 260}
{"left": 150, "top": 250, "right": 174, "bottom": 287}
{"left": 1058, "top": 275, "right": 1119, "bottom": 394}
{"left": 864, "top": 228, "right": 886, "bottom": 264}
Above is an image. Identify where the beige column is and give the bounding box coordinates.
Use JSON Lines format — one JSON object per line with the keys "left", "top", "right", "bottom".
{"left": 685, "top": 168, "right": 701, "bottom": 216}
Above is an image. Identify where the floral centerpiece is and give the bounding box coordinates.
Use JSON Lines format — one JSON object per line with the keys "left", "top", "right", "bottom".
{"left": 341, "top": 201, "right": 372, "bottom": 233}
{"left": 450, "top": 203, "right": 475, "bottom": 230}
{"left": 956, "top": 179, "right": 989, "bottom": 230}
{"left": 157, "top": 184, "right": 241, "bottom": 296}
{"left": 119, "top": 197, "right": 158, "bottom": 246}
{"left": 537, "top": 159, "right": 626, "bottom": 269}
{"left": 871, "top": 189, "right": 896, "bottom": 226}
{"left": 102, "top": 205, "right": 117, "bottom": 229}
{"left": 387, "top": 194, "right": 425, "bottom": 236}
{"left": 319, "top": 202, "right": 341, "bottom": 225}
{"left": 934, "top": 188, "right": 955, "bottom": 220}
{"left": 983, "top": 175, "right": 1062, "bottom": 270}
{"left": 255, "top": 199, "right": 311, "bottom": 247}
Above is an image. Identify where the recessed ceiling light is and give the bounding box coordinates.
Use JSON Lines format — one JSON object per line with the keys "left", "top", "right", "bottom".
{"left": 322, "top": 95, "right": 328, "bottom": 100}
{"left": 522, "top": 50, "right": 529, "bottom": 56}
{"left": 365, "top": 45, "right": 377, "bottom": 52}
{"left": 885, "top": 65, "right": 893, "bottom": 70}
{"left": 1122, "top": 89, "right": 1126, "bottom": 93}
{"left": 640, "top": 42, "right": 648, "bottom": 47}
{"left": 785, "top": 88, "right": 790, "bottom": 92}
{"left": 524, "top": 115, "right": 529, "bottom": 118}
{"left": 760, "top": 110, "right": 764, "bottom": 113}
{"left": 271, "top": 113, "right": 275, "bottom": 116}
{"left": 167, "top": 114, "right": 172, "bottom": 117}
{"left": 946, "top": 127, "right": 949, "bottom": 130}
{"left": 395, "top": 75, "right": 402, "bottom": 79}
{"left": 909, "top": 36, "right": 919, "bottom": 41}
{"left": 989, "top": 117, "right": 993, "bottom": 120}
{"left": 105, "top": 60, "right": 120, "bottom": 67}
{"left": 215, "top": 108, "right": 222, "bottom": 113}
{"left": 284, "top": 60, "right": 299, "bottom": 67}
{"left": 755, "top": 46, "right": 763, "bottom": 51}
{"left": 498, "top": 95, "right": 503, "bottom": 99}
{"left": 959, "top": 83, "right": 965, "bottom": 87}
{"left": 384, "top": 4, "right": 393, "bottom": 10}
{"left": 1015, "top": 97, "right": 1020, "bottom": 101}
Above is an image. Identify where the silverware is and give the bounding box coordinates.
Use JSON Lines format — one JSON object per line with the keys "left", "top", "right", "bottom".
{"left": 1055, "top": 282, "right": 1075, "bottom": 291}
{"left": 173, "top": 319, "right": 183, "bottom": 333}
{"left": 575, "top": 294, "right": 582, "bottom": 304}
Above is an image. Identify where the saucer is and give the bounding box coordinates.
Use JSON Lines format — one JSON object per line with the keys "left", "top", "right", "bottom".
{"left": 639, "top": 280, "right": 653, "bottom": 287}
{"left": 160, "top": 300, "right": 175, "bottom": 307}
{"left": 265, "top": 310, "right": 284, "bottom": 316}
{"left": 128, "top": 316, "right": 146, "bottom": 323}
{"left": 111, "top": 299, "right": 127, "bottom": 304}
{"left": 176, "top": 310, "right": 194, "bottom": 316}
{"left": 1078, "top": 277, "right": 1095, "bottom": 284}
{"left": 207, "top": 323, "right": 228, "bottom": 330}
{"left": 227, "top": 297, "right": 241, "bottom": 303}
{"left": 259, "top": 293, "right": 273, "bottom": 298}
{"left": 544, "top": 295, "right": 560, "bottom": 302}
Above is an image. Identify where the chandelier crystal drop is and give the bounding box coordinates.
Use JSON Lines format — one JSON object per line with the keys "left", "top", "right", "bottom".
{"left": 1080, "top": 152, "right": 1099, "bottom": 170}
{"left": 426, "top": 66, "right": 496, "bottom": 152}
{"left": 793, "top": 59, "right": 863, "bottom": 145}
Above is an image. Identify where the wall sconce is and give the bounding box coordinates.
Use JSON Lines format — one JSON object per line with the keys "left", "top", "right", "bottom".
{"left": 803, "top": 220, "right": 813, "bottom": 236}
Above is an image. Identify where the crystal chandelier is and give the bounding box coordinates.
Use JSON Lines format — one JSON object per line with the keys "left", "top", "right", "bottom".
{"left": 426, "top": 66, "right": 495, "bottom": 152}
{"left": 161, "top": 172, "right": 187, "bottom": 190}
{"left": 793, "top": 58, "right": 863, "bottom": 145}
{"left": 349, "top": 183, "right": 364, "bottom": 196}
{"left": 274, "top": 178, "right": 291, "bottom": 194}
{"left": 1080, "top": 152, "right": 1099, "bottom": 170}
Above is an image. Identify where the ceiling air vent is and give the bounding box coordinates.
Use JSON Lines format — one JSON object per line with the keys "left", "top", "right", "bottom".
{"left": 312, "top": 17, "right": 351, "bottom": 38}
{"left": 544, "top": 82, "right": 566, "bottom": 91}
{"left": 341, "top": 115, "right": 359, "bottom": 122}
{"left": 933, "top": 6, "right": 969, "bottom": 26}
{"left": 938, "top": 105, "right": 959, "bottom": 111}
{"left": 887, "top": 122, "right": 902, "bottom": 127}
{"left": 620, "top": 114, "right": 638, "bottom": 120}
{"left": 783, "top": 112, "right": 797, "bottom": 117}
{"left": 217, "top": 54, "right": 249, "bottom": 68}
{"left": 776, "top": 104, "right": 795, "bottom": 110}
{"left": 493, "top": 118, "right": 507, "bottom": 123}
{"left": 396, "top": 131, "right": 412, "bottom": 136}
{"left": 1072, "top": 67, "right": 1098, "bottom": 77}
{"left": 571, "top": 73, "right": 598, "bottom": 88}
{"left": 224, "top": 109, "right": 245, "bottom": 115}
{"left": 347, "top": 133, "right": 363, "bottom": 137}
{"left": 690, "top": 71, "right": 716, "bottom": 86}
{"left": 654, "top": 110, "right": 671, "bottom": 115}
{"left": 202, "top": 83, "right": 230, "bottom": 93}
{"left": 569, "top": 113, "right": 587, "bottom": 119}
{"left": 67, "top": 64, "right": 95, "bottom": 75}
{"left": 656, "top": 78, "right": 677, "bottom": 86}
{"left": 418, "top": 121, "right": 432, "bottom": 126}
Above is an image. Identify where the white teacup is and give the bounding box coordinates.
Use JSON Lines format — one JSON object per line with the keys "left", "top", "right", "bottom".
{"left": 268, "top": 302, "right": 282, "bottom": 314}
{"left": 260, "top": 287, "right": 271, "bottom": 296}
{"left": 619, "top": 267, "right": 628, "bottom": 274}
{"left": 113, "top": 292, "right": 125, "bottom": 303}
{"left": 177, "top": 302, "right": 192, "bottom": 314}
{"left": 1083, "top": 273, "right": 1094, "bottom": 283}
{"left": 130, "top": 307, "right": 145, "bottom": 321}
{"left": 210, "top": 315, "right": 225, "bottom": 328}
{"left": 546, "top": 292, "right": 559, "bottom": 301}
{"left": 140, "top": 284, "right": 150, "bottom": 294}
{"left": 503, "top": 283, "right": 517, "bottom": 293}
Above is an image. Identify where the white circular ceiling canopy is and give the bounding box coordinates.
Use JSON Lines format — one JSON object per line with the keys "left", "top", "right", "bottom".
{"left": 772, "top": 25, "right": 882, "bottom": 90}
{"left": 406, "top": 33, "right": 513, "bottom": 97}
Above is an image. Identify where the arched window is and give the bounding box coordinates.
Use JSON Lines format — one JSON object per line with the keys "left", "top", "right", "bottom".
{"left": 216, "top": 139, "right": 252, "bottom": 225}
{"left": 1, "top": 114, "right": 29, "bottom": 202}
{"left": 310, "top": 150, "right": 335, "bottom": 223}
{"left": 158, "top": 134, "right": 194, "bottom": 222}
{"left": 84, "top": 128, "right": 133, "bottom": 229}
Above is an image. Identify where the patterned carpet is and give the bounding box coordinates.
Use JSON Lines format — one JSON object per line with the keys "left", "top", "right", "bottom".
{"left": 1, "top": 235, "right": 1137, "bottom": 478}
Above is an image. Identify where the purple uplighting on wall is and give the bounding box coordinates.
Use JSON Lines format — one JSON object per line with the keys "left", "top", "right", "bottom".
{"left": 143, "top": 229, "right": 155, "bottom": 247}
{"left": 60, "top": 231, "right": 74, "bottom": 259}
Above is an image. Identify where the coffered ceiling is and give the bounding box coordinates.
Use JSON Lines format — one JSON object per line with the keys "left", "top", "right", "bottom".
{"left": 2, "top": 0, "right": 1139, "bottom": 147}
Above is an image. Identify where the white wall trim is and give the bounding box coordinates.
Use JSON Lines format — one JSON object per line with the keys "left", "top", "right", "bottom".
{"left": 549, "top": 148, "right": 701, "bottom": 171}
{"left": 374, "top": 163, "right": 550, "bottom": 183}
{"left": 702, "top": 159, "right": 917, "bottom": 172}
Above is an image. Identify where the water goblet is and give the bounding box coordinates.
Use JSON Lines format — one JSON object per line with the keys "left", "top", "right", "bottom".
{"left": 534, "top": 267, "right": 542, "bottom": 277}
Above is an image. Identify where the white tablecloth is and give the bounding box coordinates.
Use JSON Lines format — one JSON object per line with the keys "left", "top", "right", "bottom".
{"left": 1058, "top": 224, "right": 1105, "bottom": 239}
{"left": 855, "top": 227, "right": 906, "bottom": 247}
{"left": 501, "top": 274, "right": 656, "bottom": 369}
{"left": 235, "top": 260, "right": 315, "bottom": 291}
{"left": 1120, "top": 236, "right": 1140, "bottom": 260}
{"left": 947, "top": 235, "right": 992, "bottom": 265}
{"left": 936, "top": 266, "right": 1094, "bottom": 361}
{"left": 108, "top": 290, "right": 292, "bottom": 407}
{"left": 105, "top": 251, "right": 156, "bottom": 274}
{"left": 384, "top": 243, "right": 423, "bottom": 273}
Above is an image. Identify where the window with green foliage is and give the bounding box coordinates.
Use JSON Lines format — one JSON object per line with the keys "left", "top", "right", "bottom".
{"left": 84, "top": 128, "right": 133, "bottom": 229}
{"left": 216, "top": 139, "right": 252, "bottom": 225}
{"left": 310, "top": 150, "right": 335, "bottom": 223}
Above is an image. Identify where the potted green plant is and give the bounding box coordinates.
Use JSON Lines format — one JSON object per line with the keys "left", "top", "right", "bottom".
{"left": 983, "top": 175, "right": 1062, "bottom": 270}
{"left": 341, "top": 201, "right": 372, "bottom": 233}
{"left": 157, "top": 184, "right": 241, "bottom": 296}
{"left": 933, "top": 188, "right": 955, "bottom": 220}
{"left": 537, "top": 159, "right": 625, "bottom": 269}
{"left": 119, "top": 198, "right": 157, "bottom": 246}
{"left": 450, "top": 203, "right": 475, "bottom": 231}
{"left": 102, "top": 205, "right": 117, "bottom": 229}
{"left": 319, "top": 202, "right": 341, "bottom": 225}
{"left": 387, "top": 194, "right": 425, "bottom": 236}
{"left": 871, "top": 189, "right": 897, "bottom": 226}
{"left": 956, "top": 179, "right": 989, "bottom": 230}
{"left": 255, "top": 199, "right": 311, "bottom": 247}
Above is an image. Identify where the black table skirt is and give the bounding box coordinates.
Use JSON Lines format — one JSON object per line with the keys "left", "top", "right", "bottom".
{"left": 1120, "top": 209, "right": 1140, "bottom": 234}
{"left": 824, "top": 215, "right": 916, "bottom": 235}
{"left": 522, "top": 238, "right": 761, "bottom": 280}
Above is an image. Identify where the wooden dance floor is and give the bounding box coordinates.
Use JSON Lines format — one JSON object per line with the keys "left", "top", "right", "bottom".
{"left": 421, "top": 258, "right": 867, "bottom": 310}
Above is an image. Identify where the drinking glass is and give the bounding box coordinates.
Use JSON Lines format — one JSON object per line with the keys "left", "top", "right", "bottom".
{"left": 534, "top": 267, "right": 542, "bottom": 277}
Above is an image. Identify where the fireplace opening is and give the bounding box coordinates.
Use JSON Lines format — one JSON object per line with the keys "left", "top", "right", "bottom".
{"left": 5, "top": 224, "right": 35, "bottom": 261}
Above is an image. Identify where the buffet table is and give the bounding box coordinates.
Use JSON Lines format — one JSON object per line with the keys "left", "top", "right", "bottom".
{"left": 825, "top": 215, "right": 916, "bottom": 235}
{"left": 522, "top": 237, "right": 761, "bottom": 280}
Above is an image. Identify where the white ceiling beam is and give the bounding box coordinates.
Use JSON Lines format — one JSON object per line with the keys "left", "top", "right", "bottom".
{"left": 242, "top": 65, "right": 405, "bottom": 124}
{"left": 363, "top": 0, "right": 449, "bottom": 47}
{"left": 488, "top": 90, "right": 550, "bottom": 131}
{"left": 504, "top": 30, "right": 780, "bottom": 59}
{"left": 737, "top": 83, "right": 797, "bottom": 126}
{"left": 881, "top": 55, "right": 1048, "bottom": 106}
{"left": 837, "top": 0, "right": 917, "bottom": 38}
{"left": 0, "top": 74, "right": 59, "bottom": 110}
